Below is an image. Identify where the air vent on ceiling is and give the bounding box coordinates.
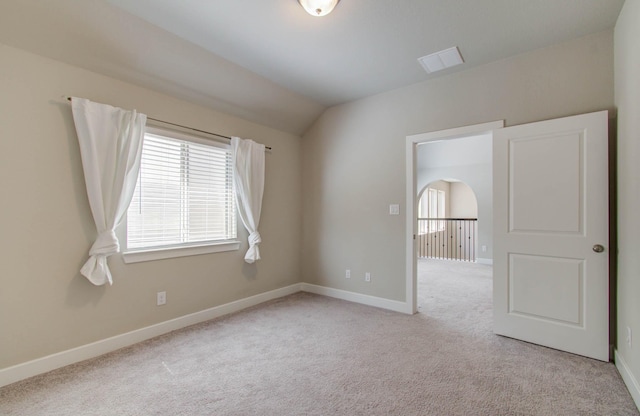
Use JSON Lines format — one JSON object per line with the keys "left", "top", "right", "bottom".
{"left": 418, "top": 47, "right": 464, "bottom": 74}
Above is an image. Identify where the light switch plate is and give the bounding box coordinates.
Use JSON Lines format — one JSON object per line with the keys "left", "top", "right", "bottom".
{"left": 389, "top": 204, "right": 400, "bottom": 215}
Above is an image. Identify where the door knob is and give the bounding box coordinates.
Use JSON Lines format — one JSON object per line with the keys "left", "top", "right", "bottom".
{"left": 592, "top": 244, "right": 605, "bottom": 253}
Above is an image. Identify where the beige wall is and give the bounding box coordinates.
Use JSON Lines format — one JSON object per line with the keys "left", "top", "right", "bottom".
{"left": 615, "top": 0, "right": 640, "bottom": 405}
{"left": 0, "top": 43, "right": 302, "bottom": 369}
{"left": 450, "top": 182, "right": 478, "bottom": 219}
{"left": 302, "top": 30, "right": 615, "bottom": 301}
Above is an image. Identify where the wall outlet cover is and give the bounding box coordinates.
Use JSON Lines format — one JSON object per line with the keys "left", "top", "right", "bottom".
{"left": 157, "top": 291, "right": 167, "bottom": 306}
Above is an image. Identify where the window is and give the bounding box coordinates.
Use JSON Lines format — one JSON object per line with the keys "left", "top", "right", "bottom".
{"left": 122, "top": 126, "right": 239, "bottom": 263}
{"left": 428, "top": 188, "right": 438, "bottom": 220}
{"left": 437, "top": 189, "right": 445, "bottom": 230}
{"left": 419, "top": 187, "right": 446, "bottom": 232}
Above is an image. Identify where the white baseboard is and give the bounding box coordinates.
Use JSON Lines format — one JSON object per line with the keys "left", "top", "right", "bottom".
{"left": 1, "top": 282, "right": 411, "bottom": 388}
{"left": 301, "top": 283, "right": 412, "bottom": 314}
{"left": 0, "top": 283, "right": 303, "bottom": 388}
{"left": 615, "top": 350, "right": 640, "bottom": 411}
{"left": 476, "top": 258, "right": 493, "bottom": 265}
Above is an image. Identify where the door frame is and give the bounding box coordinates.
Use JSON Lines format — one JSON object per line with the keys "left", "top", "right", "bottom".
{"left": 405, "top": 120, "right": 504, "bottom": 314}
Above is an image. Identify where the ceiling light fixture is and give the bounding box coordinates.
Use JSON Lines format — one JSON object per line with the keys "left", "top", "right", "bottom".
{"left": 298, "top": 0, "right": 340, "bottom": 17}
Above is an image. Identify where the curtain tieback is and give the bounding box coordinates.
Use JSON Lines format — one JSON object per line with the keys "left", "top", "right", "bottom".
{"left": 80, "top": 230, "right": 119, "bottom": 286}
{"left": 248, "top": 231, "right": 262, "bottom": 247}
{"left": 244, "top": 231, "right": 262, "bottom": 264}
{"left": 89, "top": 230, "right": 120, "bottom": 256}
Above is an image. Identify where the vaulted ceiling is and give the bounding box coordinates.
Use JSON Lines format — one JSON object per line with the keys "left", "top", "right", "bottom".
{"left": 0, "top": 0, "right": 625, "bottom": 135}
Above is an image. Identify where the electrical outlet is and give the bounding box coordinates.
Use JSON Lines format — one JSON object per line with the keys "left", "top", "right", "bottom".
{"left": 346, "top": 269, "right": 351, "bottom": 279}
{"left": 627, "top": 327, "right": 632, "bottom": 348}
{"left": 482, "top": 245, "right": 487, "bottom": 252}
{"left": 365, "top": 272, "right": 371, "bottom": 282}
{"left": 157, "top": 291, "right": 166, "bottom": 306}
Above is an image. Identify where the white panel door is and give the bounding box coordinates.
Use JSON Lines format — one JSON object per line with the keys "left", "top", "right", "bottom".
{"left": 493, "top": 111, "right": 609, "bottom": 361}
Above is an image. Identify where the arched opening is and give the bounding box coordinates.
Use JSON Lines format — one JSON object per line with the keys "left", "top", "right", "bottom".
{"left": 417, "top": 179, "right": 478, "bottom": 262}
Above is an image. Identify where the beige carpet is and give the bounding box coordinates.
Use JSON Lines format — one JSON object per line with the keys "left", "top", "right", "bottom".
{"left": 1, "top": 259, "right": 638, "bottom": 415}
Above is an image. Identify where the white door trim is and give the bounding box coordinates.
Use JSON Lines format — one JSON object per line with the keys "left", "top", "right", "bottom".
{"left": 405, "top": 120, "right": 504, "bottom": 313}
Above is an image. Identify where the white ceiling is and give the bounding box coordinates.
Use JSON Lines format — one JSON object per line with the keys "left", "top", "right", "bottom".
{"left": 0, "top": 0, "right": 625, "bottom": 135}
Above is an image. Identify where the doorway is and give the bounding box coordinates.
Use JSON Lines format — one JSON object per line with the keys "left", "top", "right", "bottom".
{"left": 405, "top": 121, "right": 503, "bottom": 314}
{"left": 407, "top": 112, "right": 609, "bottom": 361}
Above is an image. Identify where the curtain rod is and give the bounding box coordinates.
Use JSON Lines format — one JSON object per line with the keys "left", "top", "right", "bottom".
{"left": 64, "top": 96, "right": 272, "bottom": 150}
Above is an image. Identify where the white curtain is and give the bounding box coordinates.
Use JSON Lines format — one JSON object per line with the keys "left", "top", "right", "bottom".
{"left": 231, "top": 137, "right": 265, "bottom": 263}
{"left": 71, "top": 98, "right": 146, "bottom": 286}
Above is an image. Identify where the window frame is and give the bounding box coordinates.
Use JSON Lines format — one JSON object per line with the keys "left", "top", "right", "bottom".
{"left": 118, "top": 125, "right": 240, "bottom": 264}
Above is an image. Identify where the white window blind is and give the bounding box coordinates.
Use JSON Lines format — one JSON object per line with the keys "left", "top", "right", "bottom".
{"left": 126, "top": 128, "right": 236, "bottom": 250}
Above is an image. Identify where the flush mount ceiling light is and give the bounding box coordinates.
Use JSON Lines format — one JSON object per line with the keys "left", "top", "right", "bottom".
{"left": 418, "top": 46, "right": 464, "bottom": 74}
{"left": 298, "top": 0, "right": 340, "bottom": 17}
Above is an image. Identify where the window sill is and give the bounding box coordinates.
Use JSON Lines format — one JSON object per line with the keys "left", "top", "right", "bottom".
{"left": 122, "top": 240, "right": 241, "bottom": 264}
